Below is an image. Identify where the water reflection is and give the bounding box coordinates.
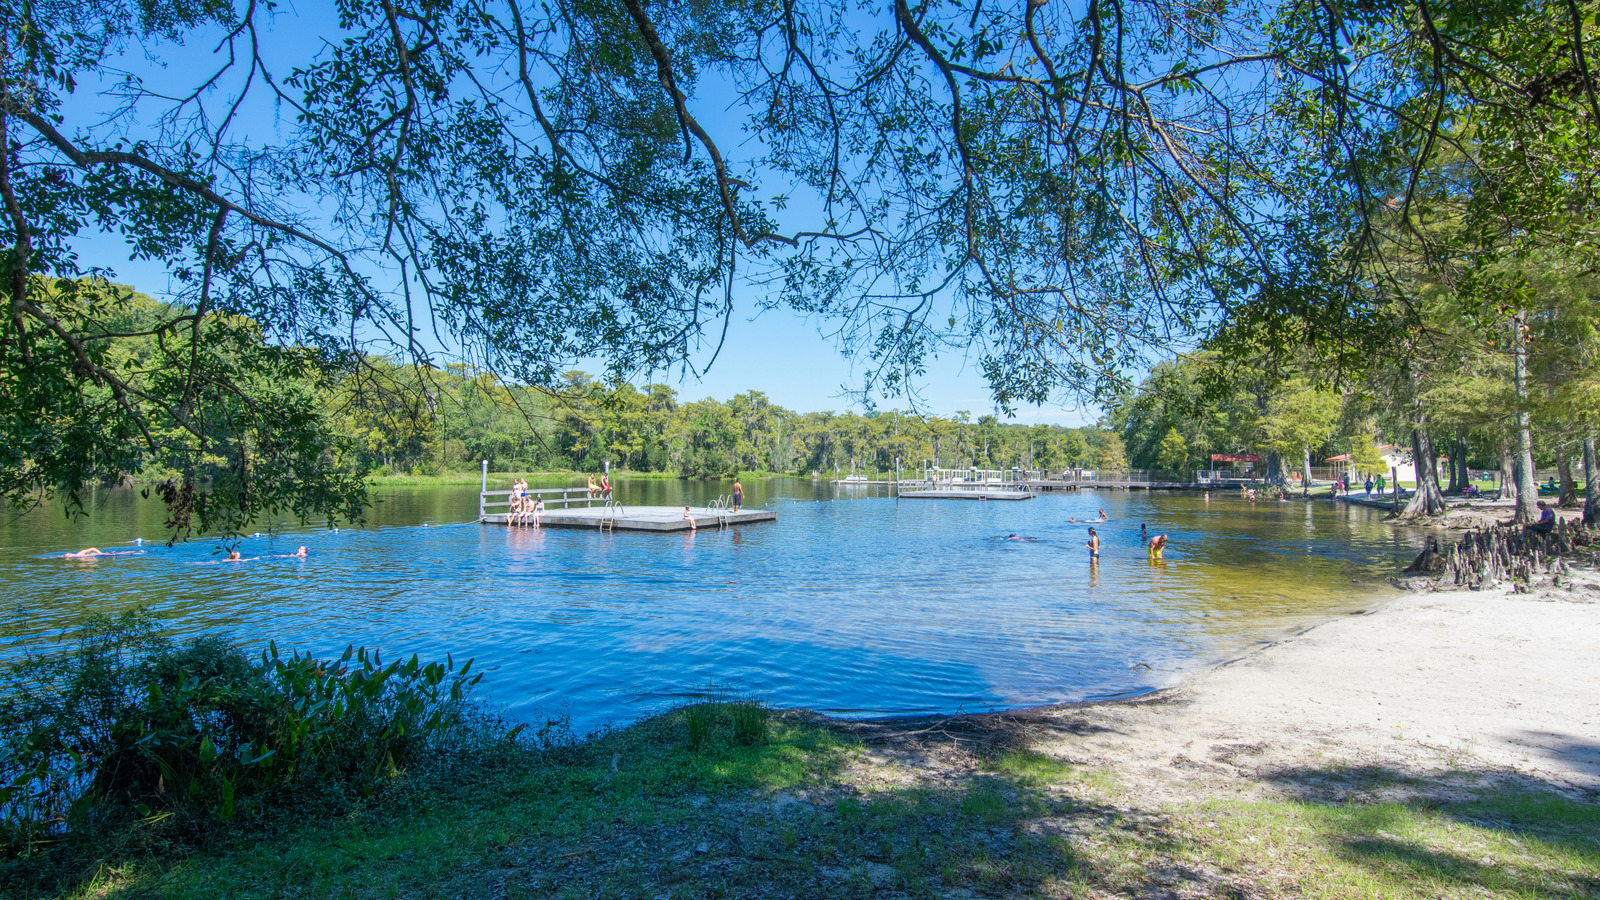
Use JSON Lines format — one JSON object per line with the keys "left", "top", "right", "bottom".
{"left": 0, "top": 480, "right": 1424, "bottom": 731}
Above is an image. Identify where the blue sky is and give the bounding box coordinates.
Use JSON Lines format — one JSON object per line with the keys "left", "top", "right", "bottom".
{"left": 57, "top": 4, "right": 1103, "bottom": 427}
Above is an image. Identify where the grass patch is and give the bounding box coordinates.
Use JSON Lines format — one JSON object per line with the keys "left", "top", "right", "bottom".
{"left": 1167, "top": 789, "right": 1600, "bottom": 899}
{"left": 10, "top": 633, "right": 1594, "bottom": 900}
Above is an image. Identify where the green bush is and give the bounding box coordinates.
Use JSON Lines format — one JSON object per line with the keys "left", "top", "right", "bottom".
{"left": 0, "top": 610, "right": 495, "bottom": 857}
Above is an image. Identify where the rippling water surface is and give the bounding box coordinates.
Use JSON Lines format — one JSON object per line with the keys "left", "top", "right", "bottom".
{"left": 0, "top": 479, "right": 1423, "bottom": 730}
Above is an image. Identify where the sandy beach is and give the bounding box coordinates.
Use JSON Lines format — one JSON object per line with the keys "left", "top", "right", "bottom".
{"left": 840, "top": 563, "right": 1600, "bottom": 806}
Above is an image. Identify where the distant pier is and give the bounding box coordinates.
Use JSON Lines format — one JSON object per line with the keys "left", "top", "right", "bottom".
{"left": 480, "top": 486, "right": 775, "bottom": 532}
{"left": 896, "top": 484, "right": 1038, "bottom": 500}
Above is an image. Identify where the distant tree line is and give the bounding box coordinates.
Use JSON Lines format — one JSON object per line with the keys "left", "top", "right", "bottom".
{"left": 335, "top": 360, "right": 1126, "bottom": 479}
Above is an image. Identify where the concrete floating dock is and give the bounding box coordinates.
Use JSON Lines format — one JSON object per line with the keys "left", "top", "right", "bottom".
{"left": 481, "top": 505, "right": 777, "bottom": 532}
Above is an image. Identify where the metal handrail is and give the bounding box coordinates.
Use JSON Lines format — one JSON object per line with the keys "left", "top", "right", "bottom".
{"left": 479, "top": 486, "right": 593, "bottom": 520}
{"left": 598, "top": 497, "right": 624, "bottom": 532}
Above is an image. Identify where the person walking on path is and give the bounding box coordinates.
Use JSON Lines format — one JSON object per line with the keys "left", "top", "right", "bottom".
{"left": 1364, "top": 477, "right": 1374, "bottom": 498}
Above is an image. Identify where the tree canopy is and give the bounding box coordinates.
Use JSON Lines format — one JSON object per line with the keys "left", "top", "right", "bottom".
{"left": 3, "top": 0, "right": 1597, "bottom": 533}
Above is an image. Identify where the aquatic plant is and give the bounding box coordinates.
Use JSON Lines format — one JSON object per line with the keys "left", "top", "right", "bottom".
{"left": 680, "top": 690, "right": 771, "bottom": 751}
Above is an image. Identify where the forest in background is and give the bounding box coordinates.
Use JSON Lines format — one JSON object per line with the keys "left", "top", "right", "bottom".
{"left": 51, "top": 281, "right": 1595, "bottom": 515}
{"left": 331, "top": 357, "right": 1125, "bottom": 479}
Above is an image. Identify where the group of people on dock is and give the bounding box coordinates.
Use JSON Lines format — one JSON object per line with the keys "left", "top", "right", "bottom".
{"left": 586, "top": 473, "right": 613, "bottom": 500}
{"left": 509, "top": 477, "right": 544, "bottom": 526}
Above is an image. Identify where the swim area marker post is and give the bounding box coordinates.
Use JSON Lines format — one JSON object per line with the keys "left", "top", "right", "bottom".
{"left": 481, "top": 460, "right": 488, "bottom": 493}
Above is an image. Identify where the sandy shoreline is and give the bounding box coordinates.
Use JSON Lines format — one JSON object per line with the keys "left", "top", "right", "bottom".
{"left": 838, "top": 565, "right": 1600, "bottom": 804}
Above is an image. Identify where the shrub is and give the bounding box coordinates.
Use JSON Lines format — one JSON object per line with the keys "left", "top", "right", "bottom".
{"left": 0, "top": 610, "right": 494, "bottom": 857}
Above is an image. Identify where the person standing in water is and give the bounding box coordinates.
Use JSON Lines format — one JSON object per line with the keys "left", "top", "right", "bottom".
{"left": 1148, "top": 533, "right": 1168, "bottom": 560}
{"left": 1086, "top": 527, "right": 1100, "bottom": 560}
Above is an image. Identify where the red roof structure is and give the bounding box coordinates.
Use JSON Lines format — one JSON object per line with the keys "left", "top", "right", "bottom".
{"left": 1210, "top": 453, "right": 1261, "bottom": 463}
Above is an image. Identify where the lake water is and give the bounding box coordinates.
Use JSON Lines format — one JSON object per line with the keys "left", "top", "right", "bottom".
{"left": 0, "top": 479, "right": 1423, "bottom": 732}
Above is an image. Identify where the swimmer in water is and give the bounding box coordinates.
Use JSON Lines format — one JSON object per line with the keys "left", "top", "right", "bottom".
{"left": 1097, "top": 509, "right": 1108, "bottom": 521}
{"left": 277, "top": 546, "right": 309, "bottom": 558}
{"left": 1147, "top": 533, "right": 1168, "bottom": 560}
{"left": 1140, "top": 522, "right": 1148, "bottom": 539}
{"left": 1086, "top": 527, "right": 1100, "bottom": 559}
{"left": 62, "top": 547, "right": 143, "bottom": 559}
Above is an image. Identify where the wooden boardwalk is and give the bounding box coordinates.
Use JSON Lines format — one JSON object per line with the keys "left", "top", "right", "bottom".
{"left": 481, "top": 504, "right": 775, "bottom": 532}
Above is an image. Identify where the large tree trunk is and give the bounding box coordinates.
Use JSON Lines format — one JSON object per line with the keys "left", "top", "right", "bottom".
{"left": 1585, "top": 435, "right": 1597, "bottom": 526}
{"left": 1402, "top": 428, "right": 1447, "bottom": 518}
{"left": 1445, "top": 435, "right": 1460, "bottom": 493}
{"left": 1455, "top": 432, "right": 1471, "bottom": 491}
{"left": 1499, "top": 441, "right": 1518, "bottom": 503}
{"left": 1301, "top": 447, "right": 1313, "bottom": 491}
{"left": 1558, "top": 452, "right": 1577, "bottom": 507}
{"left": 1512, "top": 312, "right": 1540, "bottom": 523}
{"left": 1265, "top": 450, "right": 1286, "bottom": 486}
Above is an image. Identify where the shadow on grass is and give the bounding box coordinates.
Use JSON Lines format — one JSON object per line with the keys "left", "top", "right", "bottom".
{"left": 1248, "top": 764, "right": 1600, "bottom": 899}
{"left": 26, "top": 706, "right": 1600, "bottom": 900}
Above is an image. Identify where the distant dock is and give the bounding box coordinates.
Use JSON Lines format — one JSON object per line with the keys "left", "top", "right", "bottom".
{"left": 480, "top": 485, "right": 774, "bottom": 532}
{"left": 481, "top": 505, "right": 776, "bottom": 532}
{"left": 897, "top": 487, "right": 1036, "bottom": 500}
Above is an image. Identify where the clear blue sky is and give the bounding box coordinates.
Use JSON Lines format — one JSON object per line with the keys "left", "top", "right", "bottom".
{"left": 62, "top": 7, "right": 1103, "bottom": 428}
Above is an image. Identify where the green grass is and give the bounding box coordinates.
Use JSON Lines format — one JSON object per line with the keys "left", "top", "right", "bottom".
{"left": 1165, "top": 790, "right": 1600, "bottom": 899}
{"left": 26, "top": 711, "right": 1599, "bottom": 900}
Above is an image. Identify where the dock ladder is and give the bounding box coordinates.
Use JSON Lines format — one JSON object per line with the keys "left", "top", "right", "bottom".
{"left": 599, "top": 499, "right": 625, "bottom": 533}
{"left": 706, "top": 496, "right": 733, "bottom": 530}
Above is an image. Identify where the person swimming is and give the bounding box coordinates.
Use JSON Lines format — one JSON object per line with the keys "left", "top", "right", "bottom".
{"left": 62, "top": 547, "right": 142, "bottom": 559}
{"left": 276, "top": 546, "right": 309, "bottom": 558}
{"left": 1097, "top": 509, "right": 1108, "bottom": 521}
